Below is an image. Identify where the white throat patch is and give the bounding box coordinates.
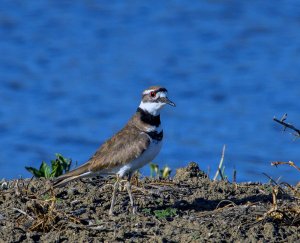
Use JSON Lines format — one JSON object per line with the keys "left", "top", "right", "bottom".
{"left": 139, "top": 91, "right": 168, "bottom": 116}
{"left": 139, "top": 101, "right": 166, "bottom": 116}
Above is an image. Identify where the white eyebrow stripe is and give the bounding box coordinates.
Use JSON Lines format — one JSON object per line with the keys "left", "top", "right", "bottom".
{"left": 143, "top": 90, "right": 168, "bottom": 97}
{"left": 143, "top": 89, "right": 154, "bottom": 95}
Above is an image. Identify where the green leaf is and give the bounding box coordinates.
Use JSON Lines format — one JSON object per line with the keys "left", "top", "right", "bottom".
{"left": 149, "top": 163, "right": 159, "bottom": 178}
{"left": 50, "top": 159, "right": 63, "bottom": 177}
{"left": 25, "top": 166, "right": 43, "bottom": 178}
{"left": 55, "top": 153, "right": 71, "bottom": 173}
{"left": 154, "top": 208, "right": 177, "bottom": 220}
{"left": 25, "top": 153, "right": 72, "bottom": 179}
{"left": 40, "top": 161, "right": 51, "bottom": 178}
{"left": 142, "top": 208, "right": 151, "bottom": 215}
{"left": 161, "top": 166, "right": 171, "bottom": 178}
{"left": 64, "top": 159, "right": 71, "bottom": 172}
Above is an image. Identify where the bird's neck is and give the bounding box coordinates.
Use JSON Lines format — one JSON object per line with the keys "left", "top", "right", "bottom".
{"left": 136, "top": 107, "right": 161, "bottom": 127}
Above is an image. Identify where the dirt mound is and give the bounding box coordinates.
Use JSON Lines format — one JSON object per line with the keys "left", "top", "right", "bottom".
{"left": 0, "top": 163, "right": 299, "bottom": 242}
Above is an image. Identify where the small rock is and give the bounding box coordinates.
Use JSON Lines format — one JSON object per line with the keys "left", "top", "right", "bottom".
{"left": 72, "top": 208, "right": 86, "bottom": 216}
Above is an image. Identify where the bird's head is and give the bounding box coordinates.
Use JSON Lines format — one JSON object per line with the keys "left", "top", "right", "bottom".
{"left": 139, "top": 86, "right": 175, "bottom": 116}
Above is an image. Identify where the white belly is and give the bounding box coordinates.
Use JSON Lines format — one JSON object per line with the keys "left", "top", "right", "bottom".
{"left": 116, "top": 139, "right": 163, "bottom": 177}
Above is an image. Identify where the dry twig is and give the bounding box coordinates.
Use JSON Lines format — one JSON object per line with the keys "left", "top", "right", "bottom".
{"left": 271, "top": 161, "right": 300, "bottom": 173}
{"left": 273, "top": 113, "right": 300, "bottom": 137}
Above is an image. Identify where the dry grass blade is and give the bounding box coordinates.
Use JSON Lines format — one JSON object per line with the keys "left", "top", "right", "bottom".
{"left": 13, "top": 208, "right": 34, "bottom": 221}
{"left": 271, "top": 161, "right": 300, "bottom": 173}
{"left": 213, "top": 145, "right": 226, "bottom": 181}
{"left": 216, "top": 200, "right": 237, "bottom": 209}
{"left": 272, "top": 186, "right": 278, "bottom": 210}
{"left": 148, "top": 181, "right": 175, "bottom": 186}
{"left": 14, "top": 179, "right": 20, "bottom": 196}
{"left": 28, "top": 196, "right": 59, "bottom": 232}
{"left": 280, "top": 182, "right": 300, "bottom": 199}
{"left": 256, "top": 185, "right": 299, "bottom": 226}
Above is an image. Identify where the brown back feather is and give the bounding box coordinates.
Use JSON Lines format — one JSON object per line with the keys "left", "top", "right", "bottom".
{"left": 88, "top": 120, "right": 150, "bottom": 172}
{"left": 53, "top": 110, "right": 153, "bottom": 187}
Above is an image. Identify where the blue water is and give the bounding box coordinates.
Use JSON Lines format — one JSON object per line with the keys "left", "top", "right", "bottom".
{"left": 1, "top": 1, "right": 300, "bottom": 184}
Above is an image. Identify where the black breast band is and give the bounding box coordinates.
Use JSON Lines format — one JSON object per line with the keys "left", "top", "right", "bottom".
{"left": 147, "top": 130, "right": 163, "bottom": 141}
{"left": 137, "top": 107, "right": 161, "bottom": 127}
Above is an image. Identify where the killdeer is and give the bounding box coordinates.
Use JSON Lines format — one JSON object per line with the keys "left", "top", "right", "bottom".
{"left": 53, "top": 86, "right": 175, "bottom": 215}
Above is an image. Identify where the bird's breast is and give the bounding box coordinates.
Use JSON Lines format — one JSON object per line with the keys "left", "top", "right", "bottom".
{"left": 117, "top": 138, "right": 163, "bottom": 177}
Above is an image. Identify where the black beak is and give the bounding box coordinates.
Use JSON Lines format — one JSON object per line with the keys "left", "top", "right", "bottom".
{"left": 161, "top": 97, "right": 176, "bottom": 107}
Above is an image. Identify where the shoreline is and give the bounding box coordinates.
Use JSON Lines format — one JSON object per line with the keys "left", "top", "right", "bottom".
{"left": 0, "top": 162, "right": 299, "bottom": 242}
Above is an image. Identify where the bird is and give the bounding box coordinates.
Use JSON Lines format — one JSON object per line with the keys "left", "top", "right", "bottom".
{"left": 53, "top": 86, "right": 175, "bottom": 215}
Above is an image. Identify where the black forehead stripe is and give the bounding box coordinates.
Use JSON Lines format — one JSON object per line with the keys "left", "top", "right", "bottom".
{"left": 156, "top": 87, "right": 167, "bottom": 93}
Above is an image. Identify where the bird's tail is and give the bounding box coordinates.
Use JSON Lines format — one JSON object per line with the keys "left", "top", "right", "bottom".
{"left": 53, "top": 163, "right": 92, "bottom": 188}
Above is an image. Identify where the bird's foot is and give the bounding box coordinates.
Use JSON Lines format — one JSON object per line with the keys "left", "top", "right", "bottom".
{"left": 108, "top": 209, "right": 115, "bottom": 216}
{"left": 132, "top": 206, "right": 137, "bottom": 215}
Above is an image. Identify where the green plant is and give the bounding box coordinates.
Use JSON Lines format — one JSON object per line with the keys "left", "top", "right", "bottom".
{"left": 150, "top": 163, "right": 159, "bottom": 177}
{"left": 160, "top": 165, "right": 171, "bottom": 178}
{"left": 142, "top": 208, "right": 151, "bottom": 215}
{"left": 149, "top": 163, "right": 172, "bottom": 179}
{"left": 153, "top": 208, "right": 177, "bottom": 220}
{"left": 25, "top": 153, "right": 72, "bottom": 178}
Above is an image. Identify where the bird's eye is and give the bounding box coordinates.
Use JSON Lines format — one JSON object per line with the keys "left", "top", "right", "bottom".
{"left": 150, "top": 91, "right": 156, "bottom": 97}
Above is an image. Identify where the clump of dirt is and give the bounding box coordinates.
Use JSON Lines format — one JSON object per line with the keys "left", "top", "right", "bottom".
{"left": 0, "top": 163, "right": 299, "bottom": 242}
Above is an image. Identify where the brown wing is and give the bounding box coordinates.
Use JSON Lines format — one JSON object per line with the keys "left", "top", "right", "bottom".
{"left": 88, "top": 125, "right": 150, "bottom": 172}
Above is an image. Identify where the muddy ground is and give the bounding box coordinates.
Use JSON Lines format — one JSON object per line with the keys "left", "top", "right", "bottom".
{"left": 0, "top": 163, "right": 299, "bottom": 242}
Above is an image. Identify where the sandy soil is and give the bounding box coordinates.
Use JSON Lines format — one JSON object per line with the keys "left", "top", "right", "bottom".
{"left": 0, "top": 163, "right": 299, "bottom": 242}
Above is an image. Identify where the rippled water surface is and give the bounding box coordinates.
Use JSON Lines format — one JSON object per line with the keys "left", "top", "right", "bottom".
{"left": 1, "top": 1, "right": 300, "bottom": 183}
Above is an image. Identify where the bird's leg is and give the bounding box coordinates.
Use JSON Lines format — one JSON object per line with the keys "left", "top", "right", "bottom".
{"left": 109, "top": 175, "right": 120, "bottom": 216}
{"left": 126, "top": 175, "right": 137, "bottom": 214}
